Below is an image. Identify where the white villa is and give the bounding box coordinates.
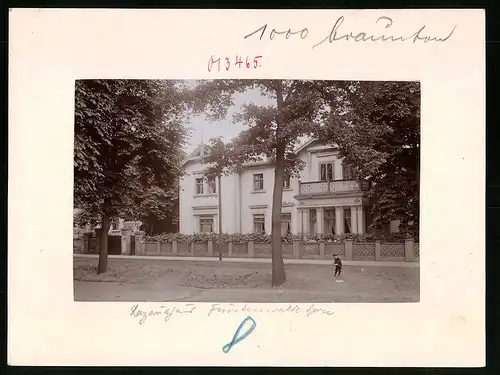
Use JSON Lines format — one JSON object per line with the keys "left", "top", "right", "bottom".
{"left": 180, "top": 140, "right": 397, "bottom": 236}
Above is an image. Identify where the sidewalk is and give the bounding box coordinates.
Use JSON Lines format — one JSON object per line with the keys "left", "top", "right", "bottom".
{"left": 73, "top": 253, "right": 419, "bottom": 268}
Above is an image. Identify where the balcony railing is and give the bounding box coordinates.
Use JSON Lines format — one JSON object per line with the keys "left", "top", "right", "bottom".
{"left": 298, "top": 179, "right": 370, "bottom": 195}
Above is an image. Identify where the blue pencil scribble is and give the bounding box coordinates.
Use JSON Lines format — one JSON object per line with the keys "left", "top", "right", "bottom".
{"left": 222, "top": 316, "right": 257, "bottom": 353}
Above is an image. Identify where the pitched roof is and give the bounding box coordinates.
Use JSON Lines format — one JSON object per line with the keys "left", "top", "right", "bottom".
{"left": 294, "top": 138, "right": 318, "bottom": 154}
{"left": 182, "top": 139, "right": 328, "bottom": 168}
{"left": 182, "top": 144, "right": 205, "bottom": 166}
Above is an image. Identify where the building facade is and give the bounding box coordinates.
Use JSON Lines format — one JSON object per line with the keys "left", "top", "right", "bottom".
{"left": 73, "top": 208, "right": 142, "bottom": 237}
{"left": 179, "top": 140, "right": 395, "bottom": 236}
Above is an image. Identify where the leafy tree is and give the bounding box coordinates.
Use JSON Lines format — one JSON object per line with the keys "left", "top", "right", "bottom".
{"left": 137, "top": 184, "right": 180, "bottom": 235}
{"left": 193, "top": 80, "right": 324, "bottom": 286}
{"left": 74, "top": 79, "right": 188, "bottom": 273}
{"left": 314, "top": 81, "right": 420, "bottom": 237}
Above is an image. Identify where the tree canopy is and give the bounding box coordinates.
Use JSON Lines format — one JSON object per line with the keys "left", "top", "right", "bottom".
{"left": 195, "top": 80, "right": 421, "bottom": 273}
{"left": 74, "top": 79, "right": 188, "bottom": 272}
{"left": 314, "top": 81, "right": 420, "bottom": 236}
{"left": 192, "top": 79, "right": 326, "bottom": 285}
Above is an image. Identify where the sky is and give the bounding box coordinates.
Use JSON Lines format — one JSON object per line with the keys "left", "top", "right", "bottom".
{"left": 183, "top": 81, "right": 275, "bottom": 154}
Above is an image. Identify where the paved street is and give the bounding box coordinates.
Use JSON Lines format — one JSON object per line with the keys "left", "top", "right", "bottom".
{"left": 74, "top": 256, "right": 419, "bottom": 302}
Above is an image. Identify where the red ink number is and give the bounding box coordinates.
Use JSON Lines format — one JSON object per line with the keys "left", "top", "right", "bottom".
{"left": 235, "top": 56, "right": 243, "bottom": 68}
{"left": 253, "top": 56, "right": 262, "bottom": 68}
{"left": 209, "top": 55, "right": 262, "bottom": 72}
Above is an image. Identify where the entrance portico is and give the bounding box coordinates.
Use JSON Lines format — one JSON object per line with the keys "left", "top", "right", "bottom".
{"left": 294, "top": 179, "right": 370, "bottom": 236}
{"left": 297, "top": 204, "right": 367, "bottom": 235}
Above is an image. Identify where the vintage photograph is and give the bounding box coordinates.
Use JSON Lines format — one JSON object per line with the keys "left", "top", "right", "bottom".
{"left": 73, "top": 79, "right": 420, "bottom": 302}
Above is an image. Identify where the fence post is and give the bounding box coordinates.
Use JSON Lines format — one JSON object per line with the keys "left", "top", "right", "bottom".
{"left": 319, "top": 240, "right": 325, "bottom": 258}
{"left": 208, "top": 240, "right": 214, "bottom": 257}
{"left": 83, "top": 232, "right": 92, "bottom": 252}
{"left": 345, "top": 239, "right": 353, "bottom": 260}
{"left": 293, "top": 240, "right": 300, "bottom": 259}
{"left": 190, "top": 242, "right": 195, "bottom": 256}
{"left": 157, "top": 241, "right": 161, "bottom": 254}
{"left": 248, "top": 241, "right": 255, "bottom": 258}
{"left": 172, "top": 240, "right": 178, "bottom": 255}
{"left": 134, "top": 232, "right": 144, "bottom": 256}
{"left": 405, "top": 237, "right": 415, "bottom": 261}
{"left": 121, "top": 228, "right": 132, "bottom": 255}
{"left": 375, "top": 240, "right": 381, "bottom": 261}
{"left": 228, "top": 241, "right": 233, "bottom": 257}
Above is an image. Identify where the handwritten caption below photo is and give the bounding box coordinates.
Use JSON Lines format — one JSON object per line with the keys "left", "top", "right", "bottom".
{"left": 129, "top": 303, "right": 334, "bottom": 325}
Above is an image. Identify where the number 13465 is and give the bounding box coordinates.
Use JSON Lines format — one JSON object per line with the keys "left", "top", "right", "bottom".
{"left": 208, "top": 55, "right": 263, "bottom": 72}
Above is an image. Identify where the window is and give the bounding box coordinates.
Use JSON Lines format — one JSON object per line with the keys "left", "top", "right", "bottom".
{"left": 320, "top": 162, "right": 334, "bottom": 181}
{"left": 253, "top": 173, "right": 264, "bottom": 191}
{"left": 207, "top": 179, "right": 216, "bottom": 194}
{"left": 199, "top": 215, "right": 214, "bottom": 233}
{"left": 309, "top": 209, "right": 317, "bottom": 235}
{"left": 281, "top": 213, "right": 292, "bottom": 236}
{"left": 195, "top": 178, "right": 204, "bottom": 195}
{"left": 342, "top": 163, "right": 356, "bottom": 180}
{"left": 283, "top": 174, "right": 291, "bottom": 189}
{"left": 111, "top": 219, "right": 119, "bottom": 231}
{"left": 253, "top": 214, "right": 266, "bottom": 234}
{"left": 324, "top": 209, "right": 335, "bottom": 235}
{"left": 344, "top": 207, "right": 352, "bottom": 234}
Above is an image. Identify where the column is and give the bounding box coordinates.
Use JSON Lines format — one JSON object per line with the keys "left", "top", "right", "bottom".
{"left": 316, "top": 207, "right": 325, "bottom": 236}
{"left": 357, "top": 206, "right": 365, "bottom": 234}
{"left": 335, "top": 207, "right": 344, "bottom": 234}
{"left": 303, "top": 209, "right": 310, "bottom": 234}
{"left": 334, "top": 159, "right": 342, "bottom": 181}
{"left": 296, "top": 208, "right": 303, "bottom": 235}
{"left": 194, "top": 215, "right": 200, "bottom": 234}
{"left": 350, "top": 206, "right": 358, "bottom": 235}
{"left": 214, "top": 214, "right": 218, "bottom": 234}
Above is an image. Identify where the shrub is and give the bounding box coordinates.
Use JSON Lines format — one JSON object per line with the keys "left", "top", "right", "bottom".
{"left": 144, "top": 232, "right": 410, "bottom": 244}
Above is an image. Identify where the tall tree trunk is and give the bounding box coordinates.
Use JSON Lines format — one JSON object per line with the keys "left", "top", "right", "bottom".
{"left": 271, "top": 80, "right": 287, "bottom": 286}
{"left": 271, "top": 147, "right": 286, "bottom": 286}
{"left": 97, "top": 214, "right": 110, "bottom": 274}
{"left": 218, "top": 175, "right": 223, "bottom": 260}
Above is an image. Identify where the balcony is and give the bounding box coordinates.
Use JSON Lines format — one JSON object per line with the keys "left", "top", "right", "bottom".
{"left": 297, "top": 179, "right": 370, "bottom": 196}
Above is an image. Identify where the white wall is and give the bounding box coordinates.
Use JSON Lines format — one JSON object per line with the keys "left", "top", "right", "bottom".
{"left": 298, "top": 147, "right": 343, "bottom": 182}
{"left": 240, "top": 166, "right": 274, "bottom": 234}
{"left": 180, "top": 144, "right": 355, "bottom": 235}
{"left": 179, "top": 162, "right": 240, "bottom": 234}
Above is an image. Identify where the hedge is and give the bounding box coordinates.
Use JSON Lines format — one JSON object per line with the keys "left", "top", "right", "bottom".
{"left": 144, "top": 232, "right": 412, "bottom": 245}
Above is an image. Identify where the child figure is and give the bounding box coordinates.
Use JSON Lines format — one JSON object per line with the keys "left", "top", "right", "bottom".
{"left": 333, "top": 254, "right": 343, "bottom": 277}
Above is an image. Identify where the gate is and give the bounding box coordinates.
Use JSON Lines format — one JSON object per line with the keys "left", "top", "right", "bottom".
{"left": 108, "top": 235, "right": 121, "bottom": 255}
{"left": 130, "top": 235, "right": 136, "bottom": 255}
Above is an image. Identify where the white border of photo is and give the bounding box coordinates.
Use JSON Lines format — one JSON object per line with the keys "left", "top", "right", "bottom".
{"left": 8, "top": 8, "right": 485, "bottom": 366}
